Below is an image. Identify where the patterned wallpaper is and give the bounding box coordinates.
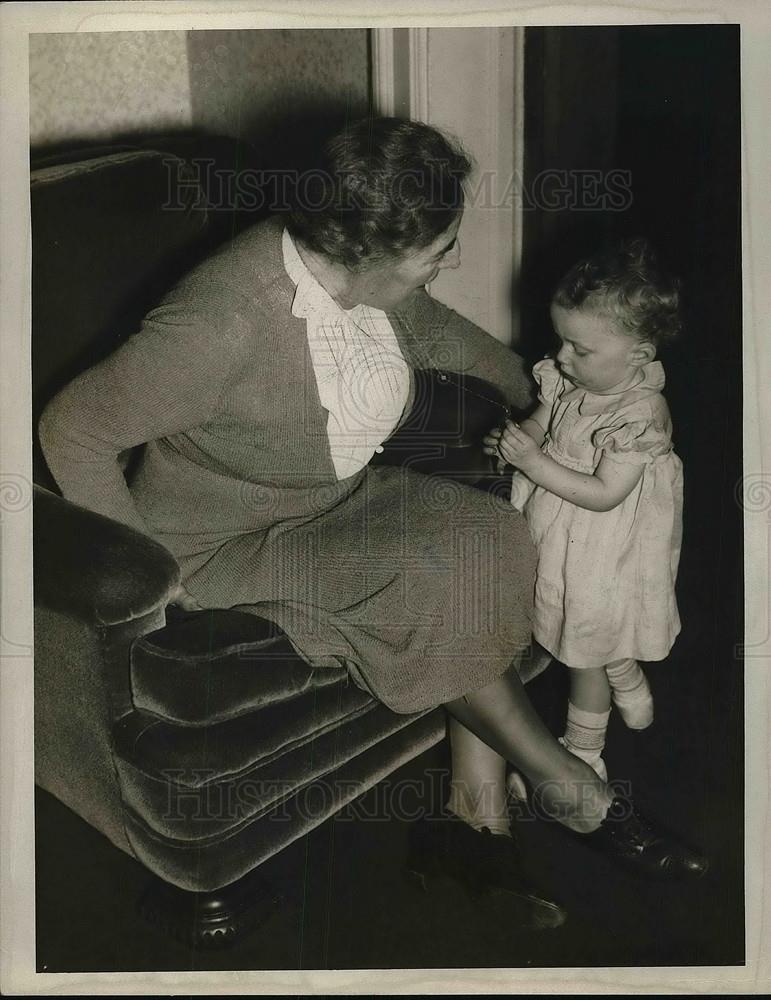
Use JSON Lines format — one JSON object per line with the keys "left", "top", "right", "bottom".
{"left": 29, "top": 29, "right": 370, "bottom": 151}
{"left": 29, "top": 32, "right": 192, "bottom": 148}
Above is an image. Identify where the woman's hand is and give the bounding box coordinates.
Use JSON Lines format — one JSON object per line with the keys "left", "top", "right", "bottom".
{"left": 169, "top": 581, "right": 204, "bottom": 611}
{"left": 497, "top": 420, "right": 543, "bottom": 473}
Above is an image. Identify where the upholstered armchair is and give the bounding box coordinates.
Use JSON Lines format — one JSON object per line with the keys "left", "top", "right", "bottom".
{"left": 32, "top": 138, "right": 529, "bottom": 947}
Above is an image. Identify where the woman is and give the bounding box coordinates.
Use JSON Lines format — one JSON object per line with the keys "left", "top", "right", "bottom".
{"left": 39, "top": 117, "right": 706, "bottom": 929}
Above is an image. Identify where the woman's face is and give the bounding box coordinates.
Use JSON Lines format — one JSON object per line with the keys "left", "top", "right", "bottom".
{"left": 350, "top": 215, "right": 462, "bottom": 311}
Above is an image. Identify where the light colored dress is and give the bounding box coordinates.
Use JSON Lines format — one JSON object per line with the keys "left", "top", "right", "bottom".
{"left": 511, "top": 358, "right": 683, "bottom": 669}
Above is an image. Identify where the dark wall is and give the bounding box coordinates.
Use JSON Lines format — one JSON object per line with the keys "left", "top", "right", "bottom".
{"left": 520, "top": 25, "right": 621, "bottom": 349}
{"left": 610, "top": 27, "right": 742, "bottom": 700}
{"left": 521, "top": 26, "right": 740, "bottom": 363}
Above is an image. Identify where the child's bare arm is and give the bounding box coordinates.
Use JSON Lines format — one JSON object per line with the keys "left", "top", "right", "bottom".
{"left": 497, "top": 421, "right": 643, "bottom": 512}
{"left": 482, "top": 401, "right": 550, "bottom": 466}
{"left": 517, "top": 402, "right": 550, "bottom": 447}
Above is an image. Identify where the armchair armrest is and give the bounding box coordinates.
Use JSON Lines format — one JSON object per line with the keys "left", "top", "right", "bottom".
{"left": 33, "top": 485, "right": 180, "bottom": 627}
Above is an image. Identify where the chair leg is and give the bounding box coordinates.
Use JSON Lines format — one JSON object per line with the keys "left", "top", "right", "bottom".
{"left": 137, "top": 867, "right": 283, "bottom": 949}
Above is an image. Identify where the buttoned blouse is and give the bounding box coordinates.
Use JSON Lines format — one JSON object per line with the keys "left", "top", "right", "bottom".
{"left": 281, "top": 229, "right": 411, "bottom": 480}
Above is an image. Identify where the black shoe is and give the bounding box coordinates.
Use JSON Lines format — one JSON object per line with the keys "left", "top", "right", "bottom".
{"left": 404, "top": 812, "right": 567, "bottom": 930}
{"left": 578, "top": 795, "right": 709, "bottom": 880}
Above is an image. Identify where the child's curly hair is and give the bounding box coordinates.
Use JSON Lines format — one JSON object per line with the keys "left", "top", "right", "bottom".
{"left": 552, "top": 237, "right": 682, "bottom": 348}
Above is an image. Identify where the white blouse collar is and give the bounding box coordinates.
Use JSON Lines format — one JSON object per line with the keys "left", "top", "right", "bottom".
{"left": 282, "top": 228, "right": 364, "bottom": 321}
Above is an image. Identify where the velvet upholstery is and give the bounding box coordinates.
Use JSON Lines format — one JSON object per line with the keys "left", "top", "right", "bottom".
{"left": 114, "top": 693, "right": 426, "bottom": 844}
{"left": 33, "top": 141, "right": 543, "bottom": 896}
{"left": 34, "top": 485, "right": 180, "bottom": 627}
{"left": 121, "top": 711, "right": 445, "bottom": 892}
{"left": 131, "top": 609, "right": 348, "bottom": 726}
{"left": 32, "top": 152, "right": 207, "bottom": 492}
{"left": 34, "top": 605, "right": 166, "bottom": 856}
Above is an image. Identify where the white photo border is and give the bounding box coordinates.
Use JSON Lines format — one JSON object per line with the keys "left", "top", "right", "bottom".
{"left": 1, "top": 0, "right": 768, "bottom": 994}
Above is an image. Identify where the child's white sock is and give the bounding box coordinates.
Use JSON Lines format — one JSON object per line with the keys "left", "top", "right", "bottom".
{"left": 560, "top": 702, "right": 610, "bottom": 781}
{"left": 605, "top": 658, "right": 654, "bottom": 729}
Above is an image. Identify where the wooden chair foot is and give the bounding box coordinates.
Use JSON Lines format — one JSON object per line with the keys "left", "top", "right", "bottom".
{"left": 137, "top": 868, "right": 283, "bottom": 949}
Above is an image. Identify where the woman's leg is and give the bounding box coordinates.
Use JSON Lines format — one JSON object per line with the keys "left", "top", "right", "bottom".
{"left": 442, "top": 662, "right": 708, "bottom": 880}
{"left": 446, "top": 717, "right": 511, "bottom": 836}
{"left": 413, "top": 705, "right": 570, "bottom": 929}
{"left": 445, "top": 664, "right": 614, "bottom": 833}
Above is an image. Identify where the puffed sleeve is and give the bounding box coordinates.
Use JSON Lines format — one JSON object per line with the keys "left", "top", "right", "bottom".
{"left": 531, "top": 358, "right": 562, "bottom": 406}
{"left": 593, "top": 417, "right": 673, "bottom": 465}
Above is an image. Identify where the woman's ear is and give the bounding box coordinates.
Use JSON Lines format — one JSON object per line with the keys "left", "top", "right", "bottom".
{"left": 630, "top": 340, "right": 656, "bottom": 366}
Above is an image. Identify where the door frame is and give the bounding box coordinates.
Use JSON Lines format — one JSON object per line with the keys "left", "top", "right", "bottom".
{"left": 370, "top": 26, "right": 525, "bottom": 345}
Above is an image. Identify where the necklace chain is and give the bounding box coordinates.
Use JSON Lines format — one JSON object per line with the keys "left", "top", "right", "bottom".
{"left": 434, "top": 369, "right": 513, "bottom": 421}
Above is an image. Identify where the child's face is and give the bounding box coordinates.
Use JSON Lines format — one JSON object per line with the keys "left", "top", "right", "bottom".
{"left": 550, "top": 304, "right": 651, "bottom": 394}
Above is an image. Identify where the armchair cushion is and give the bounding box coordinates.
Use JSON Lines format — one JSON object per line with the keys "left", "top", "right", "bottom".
{"left": 119, "top": 706, "right": 444, "bottom": 892}
{"left": 115, "top": 612, "right": 447, "bottom": 893}
{"left": 131, "top": 609, "right": 348, "bottom": 725}
{"left": 114, "top": 676, "right": 378, "bottom": 841}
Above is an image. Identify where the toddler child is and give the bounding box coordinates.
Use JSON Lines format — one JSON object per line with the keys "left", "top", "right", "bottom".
{"left": 485, "top": 238, "right": 683, "bottom": 784}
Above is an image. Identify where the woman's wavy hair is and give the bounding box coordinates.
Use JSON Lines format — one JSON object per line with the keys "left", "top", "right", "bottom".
{"left": 285, "top": 117, "right": 473, "bottom": 271}
{"left": 552, "top": 237, "right": 682, "bottom": 348}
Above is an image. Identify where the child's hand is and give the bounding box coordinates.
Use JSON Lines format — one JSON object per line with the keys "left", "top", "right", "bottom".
{"left": 497, "top": 420, "right": 543, "bottom": 472}
{"left": 482, "top": 427, "right": 509, "bottom": 474}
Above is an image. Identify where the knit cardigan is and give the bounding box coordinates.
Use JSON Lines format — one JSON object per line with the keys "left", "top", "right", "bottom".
{"left": 39, "top": 216, "right": 534, "bottom": 563}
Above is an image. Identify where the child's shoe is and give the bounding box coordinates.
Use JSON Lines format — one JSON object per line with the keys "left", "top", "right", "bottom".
{"left": 605, "top": 659, "right": 654, "bottom": 730}
{"left": 611, "top": 688, "right": 654, "bottom": 729}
